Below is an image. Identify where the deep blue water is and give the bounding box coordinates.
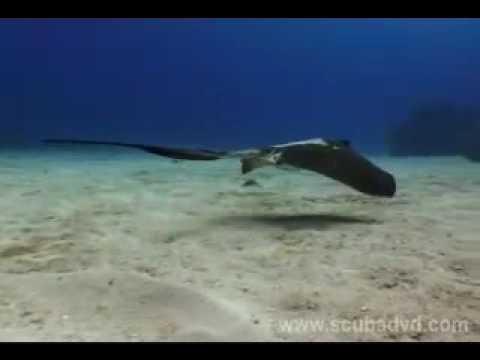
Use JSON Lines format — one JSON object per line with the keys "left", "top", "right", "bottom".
{"left": 1, "top": 18, "right": 479, "bottom": 153}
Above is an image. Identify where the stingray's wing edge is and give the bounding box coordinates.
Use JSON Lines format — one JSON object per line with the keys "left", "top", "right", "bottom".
{"left": 43, "top": 139, "right": 226, "bottom": 161}
{"left": 286, "top": 146, "right": 397, "bottom": 198}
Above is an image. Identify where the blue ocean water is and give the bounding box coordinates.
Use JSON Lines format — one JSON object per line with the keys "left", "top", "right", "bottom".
{"left": 1, "top": 18, "right": 479, "bottom": 153}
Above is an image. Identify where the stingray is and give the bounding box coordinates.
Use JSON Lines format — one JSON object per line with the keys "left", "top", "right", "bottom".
{"left": 44, "top": 138, "right": 396, "bottom": 197}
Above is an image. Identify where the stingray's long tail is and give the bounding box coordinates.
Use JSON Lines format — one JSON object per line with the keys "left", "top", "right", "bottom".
{"left": 43, "top": 139, "right": 227, "bottom": 161}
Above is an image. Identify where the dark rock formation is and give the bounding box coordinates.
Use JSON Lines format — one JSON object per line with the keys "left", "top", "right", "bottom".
{"left": 462, "top": 140, "right": 480, "bottom": 162}
{"left": 387, "top": 102, "right": 480, "bottom": 161}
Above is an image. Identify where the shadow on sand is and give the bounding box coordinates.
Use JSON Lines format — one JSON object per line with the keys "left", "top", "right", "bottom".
{"left": 214, "top": 213, "right": 380, "bottom": 231}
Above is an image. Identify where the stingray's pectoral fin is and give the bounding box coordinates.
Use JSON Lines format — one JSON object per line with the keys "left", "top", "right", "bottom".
{"left": 282, "top": 145, "right": 397, "bottom": 197}
{"left": 353, "top": 165, "right": 396, "bottom": 198}
{"left": 43, "top": 139, "right": 225, "bottom": 161}
{"left": 322, "top": 149, "right": 396, "bottom": 197}
{"left": 136, "top": 145, "right": 225, "bottom": 160}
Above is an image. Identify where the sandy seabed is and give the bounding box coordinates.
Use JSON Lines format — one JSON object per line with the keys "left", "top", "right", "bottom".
{"left": 0, "top": 146, "right": 479, "bottom": 341}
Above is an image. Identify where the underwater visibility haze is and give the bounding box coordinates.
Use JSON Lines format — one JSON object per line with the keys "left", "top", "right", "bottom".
{"left": 1, "top": 18, "right": 480, "bottom": 151}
